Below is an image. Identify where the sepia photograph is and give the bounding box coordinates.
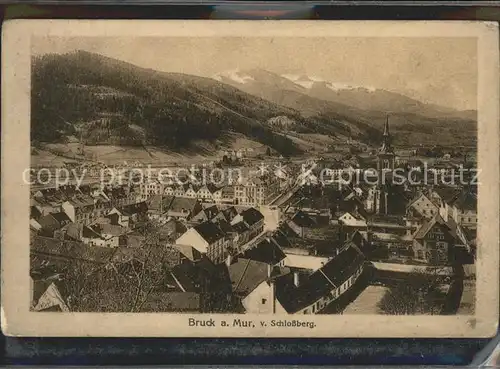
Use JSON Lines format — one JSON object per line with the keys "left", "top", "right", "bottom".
{"left": 1, "top": 20, "right": 499, "bottom": 337}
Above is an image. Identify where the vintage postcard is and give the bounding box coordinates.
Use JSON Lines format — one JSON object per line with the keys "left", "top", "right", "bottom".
{"left": 1, "top": 20, "right": 499, "bottom": 337}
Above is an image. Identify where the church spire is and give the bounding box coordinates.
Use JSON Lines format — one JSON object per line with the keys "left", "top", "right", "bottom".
{"left": 379, "top": 115, "right": 393, "bottom": 153}
{"left": 383, "top": 115, "right": 390, "bottom": 137}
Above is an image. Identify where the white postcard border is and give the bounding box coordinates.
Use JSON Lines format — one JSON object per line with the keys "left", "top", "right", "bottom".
{"left": 1, "top": 20, "right": 498, "bottom": 337}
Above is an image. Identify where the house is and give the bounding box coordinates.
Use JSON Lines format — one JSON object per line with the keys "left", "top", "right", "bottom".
{"left": 31, "top": 235, "right": 118, "bottom": 266}
{"left": 31, "top": 196, "right": 61, "bottom": 217}
{"left": 286, "top": 210, "right": 317, "bottom": 238}
{"left": 91, "top": 223, "right": 128, "bottom": 248}
{"left": 173, "top": 184, "right": 188, "bottom": 197}
{"left": 213, "top": 219, "right": 236, "bottom": 244}
{"left": 103, "top": 185, "right": 130, "bottom": 207}
{"left": 231, "top": 221, "right": 251, "bottom": 248}
{"left": 190, "top": 209, "right": 210, "bottom": 224}
{"left": 273, "top": 243, "right": 365, "bottom": 314}
{"left": 197, "top": 184, "right": 219, "bottom": 202}
{"left": 190, "top": 205, "right": 220, "bottom": 224}
{"left": 55, "top": 222, "right": 101, "bottom": 245}
{"left": 146, "top": 195, "right": 173, "bottom": 223}
{"left": 61, "top": 195, "right": 97, "bottom": 225}
{"left": 338, "top": 212, "right": 367, "bottom": 227}
{"left": 234, "top": 175, "right": 280, "bottom": 206}
{"left": 164, "top": 257, "right": 232, "bottom": 310}
{"left": 165, "top": 197, "right": 202, "bottom": 222}
{"left": 406, "top": 192, "right": 439, "bottom": 220}
{"left": 163, "top": 185, "right": 176, "bottom": 196}
{"left": 30, "top": 201, "right": 45, "bottom": 220}
{"left": 141, "top": 179, "right": 164, "bottom": 198}
{"left": 211, "top": 211, "right": 228, "bottom": 223}
{"left": 173, "top": 244, "right": 204, "bottom": 262}
{"left": 106, "top": 207, "right": 130, "bottom": 228}
{"left": 30, "top": 274, "right": 69, "bottom": 312}
{"left": 159, "top": 218, "right": 187, "bottom": 242}
{"left": 240, "top": 237, "right": 287, "bottom": 267}
{"left": 37, "top": 212, "right": 72, "bottom": 237}
{"left": 78, "top": 183, "right": 105, "bottom": 199}
{"left": 184, "top": 184, "right": 200, "bottom": 199}
{"left": 167, "top": 257, "right": 217, "bottom": 292}
{"left": 430, "top": 186, "right": 461, "bottom": 209}
{"left": 221, "top": 206, "right": 238, "bottom": 222}
{"left": 175, "top": 221, "right": 229, "bottom": 264}
{"left": 230, "top": 207, "right": 265, "bottom": 239}
{"left": 30, "top": 217, "right": 43, "bottom": 233}
{"left": 118, "top": 201, "right": 149, "bottom": 226}
{"left": 412, "top": 213, "right": 456, "bottom": 264}
{"left": 228, "top": 258, "right": 287, "bottom": 314}
{"left": 219, "top": 186, "right": 236, "bottom": 204}
{"left": 448, "top": 189, "right": 477, "bottom": 229}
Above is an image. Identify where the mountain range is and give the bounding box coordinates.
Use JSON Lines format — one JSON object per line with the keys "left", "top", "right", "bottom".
{"left": 31, "top": 50, "right": 477, "bottom": 159}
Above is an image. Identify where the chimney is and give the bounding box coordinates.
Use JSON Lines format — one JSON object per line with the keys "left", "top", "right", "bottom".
{"left": 225, "top": 253, "right": 232, "bottom": 268}
{"left": 293, "top": 271, "right": 300, "bottom": 287}
{"left": 270, "top": 279, "right": 276, "bottom": 314}
{"left": 267, "top": 264, "right": 272, "bottom": 279}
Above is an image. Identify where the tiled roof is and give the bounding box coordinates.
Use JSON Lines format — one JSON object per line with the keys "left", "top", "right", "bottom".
{"left": 241, "top": 238, "right": 286, "bottom": 265}
{"left": 147, "top": 195, "right": 173, "bottom": 212}
{"left": 413, "top": 213, "right": 447, "bottom": 240}
{"left": 94, "top": 223, "right": 127, "bottom": 237}
{"left": 432, "top": 186, "right": 461, "bottom": 204}
{"left": 194, "top": 221, "right": 225, "bottom": 244}
{"left": 275, "top": 245, "right": 364, "bottom": 313}
{"left": 290, "top": 210, "right": 316, "bottom": 228}
{"left": 222, "top": 206, "right": 238, "bottom": 221}
{"left": 240, "top": 208, "right": 264, "bottom": 227}
{"left": 215, "top": 219, "right": 234, "bottom": 235}
{"left": 167, "top": 197, "right": 200, "bottom": 214}
{"left": 232, "top": 221, "right": 249, "bottom": 234}
{"left": 118, "top": 201, "right": 148, "bottom": 216}
{"left": 452, "top": 190, "right": 477, "bottom": 211}
{"left": 31, "top": 236, "right": 116, "bottom": 264}
{"left": 270, "top": 229, "right": 293, "bottom": 249}
{"left": 170, "top": 257, "right": 217, "bottom": 292}
{"left": 30, "top": 206, "right": 42, "bottom": 220}
{"left": 228, "top": 258, "right": 269, "bottom": 297}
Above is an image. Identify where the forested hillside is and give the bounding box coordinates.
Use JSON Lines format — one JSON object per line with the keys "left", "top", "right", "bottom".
{"left": 32, "top": 51, "right": 308, "bottom": 156}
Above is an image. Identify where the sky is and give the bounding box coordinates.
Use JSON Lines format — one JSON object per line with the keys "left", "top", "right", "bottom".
{"left": 32, "top": 36, "right": 477, "bottom": 111}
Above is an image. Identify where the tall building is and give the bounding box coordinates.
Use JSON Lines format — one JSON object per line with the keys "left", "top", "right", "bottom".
{"left": 377, "top": 116, "right": 396, "bottom": 175}
{"left": 372, "top": 116, "right": 396, "bottom": 215}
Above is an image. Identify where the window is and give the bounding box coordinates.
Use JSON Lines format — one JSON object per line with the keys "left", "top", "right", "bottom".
{"left": 261, "top": 298, "right": 267, "bottom": 304}
{"left": 437, "top": 242, "right": 447, "bottom": 250}
{"left": 437, "top": 250, "right": 447, "bottom": 262}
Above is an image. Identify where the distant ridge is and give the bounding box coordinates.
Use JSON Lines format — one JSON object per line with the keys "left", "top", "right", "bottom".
{"left": 31, "top": 50, "right": 476, "bottom": 156}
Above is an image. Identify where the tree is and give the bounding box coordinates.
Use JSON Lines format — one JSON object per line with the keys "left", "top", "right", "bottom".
{"left": 61, "top": 225, "right": 174, "bottom": 312}
{"left": 378, "top": 267, "right": 451, "bottom": 315}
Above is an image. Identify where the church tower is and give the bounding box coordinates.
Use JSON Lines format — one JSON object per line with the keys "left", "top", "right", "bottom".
{"left": 377, "top": 116, "right": 395, "bottom": 181}
{"left": 373, "top": 116, "right": 395, "bottom": 215}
